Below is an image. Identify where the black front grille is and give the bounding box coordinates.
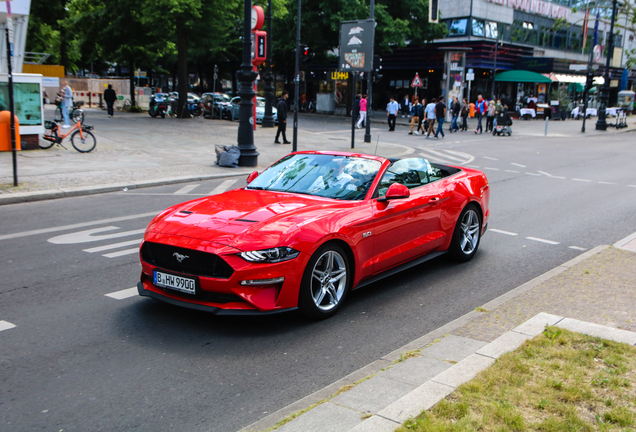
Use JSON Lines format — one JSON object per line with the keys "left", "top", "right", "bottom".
{"left": 141, "top": 242, "right": 234, "bottom": 279}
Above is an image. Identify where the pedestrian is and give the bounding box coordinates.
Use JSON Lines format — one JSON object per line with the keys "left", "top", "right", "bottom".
{"left": 474, "top": 94, "right": 486, "bottom": 134}
{"left": 418, "top": 98, "right": 427, "bottom": 134}
{"left": 104, "top": 84, "right": 117, "bottom": 118}
{"left": 450, "top": 96, "right": 460, "bottom": 133}
{"left": 275, "top": 91, "right": 291, "bottom": 144}
{"left": 354, "top": 93, "right": 361, "bottom": 122}
{"left": 401, "top": 94, "right": 410, "bottom": 118}
{"left": 60, "top": 81, "right": 73, "bottom": 128}
{"left": 460, "top": 98, "right": 469, "bottom": 132}
{"left": 486, "top": 100, "right": 496, "bottom": 132}
{"left": 356, "top": 94, "right": 367, "bottom": 129}
{"left": 434, "top": 96, "right": 446, "bottom": 139}
{"left": 408, "top": 99, "right": 422, "bottom": 135}
{"left": 386, "top": 96, "right": 399, "bottom": 131}
{"left": 425, "top": 98, "right": 437, "bottom": 138}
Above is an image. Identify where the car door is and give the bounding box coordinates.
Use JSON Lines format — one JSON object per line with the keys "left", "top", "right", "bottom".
{"left": 370, "top": 159, "right": 448, "bottom": 274}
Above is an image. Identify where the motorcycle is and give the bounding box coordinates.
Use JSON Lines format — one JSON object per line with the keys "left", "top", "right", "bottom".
{"left": 149, "top": 94, "right": 168, "bottom": 118}
{"left": 177, "top": 99, "right": 203, "bottom": 118}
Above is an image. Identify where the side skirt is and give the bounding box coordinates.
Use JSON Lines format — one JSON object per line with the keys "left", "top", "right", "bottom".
{"left": 355, "top": 251, "right": 447, "bottom": 290}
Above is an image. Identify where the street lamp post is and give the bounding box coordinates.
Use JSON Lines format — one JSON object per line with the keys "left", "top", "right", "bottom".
{"left": 292, "top": 0, "right": 300, "bottom": 152}
{"left": 237, "top": 0, "right": 259, "bottom": 166}
{"left": 262, "top": 0, "right": 275, "bottom": 128}
{"left": 595, "top": 0, "right": 618, "bottom": 131}
{"left": 364, "top": 0, "right": 374, "bottom": 144}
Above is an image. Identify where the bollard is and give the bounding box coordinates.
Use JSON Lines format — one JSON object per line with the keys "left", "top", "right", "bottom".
{"left": 545, "top": 116, "right": 549, "bottom": 136}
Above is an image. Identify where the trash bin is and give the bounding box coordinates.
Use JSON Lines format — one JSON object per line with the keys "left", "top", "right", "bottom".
{"left": 544, "top": 106, "right": 552, "bottom": 119}
{"left": 0, "top": 111, "right": 21, "bottom": 151}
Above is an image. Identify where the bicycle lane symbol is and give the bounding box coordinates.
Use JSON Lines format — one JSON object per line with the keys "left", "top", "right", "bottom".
{"left": 48, "top": 226, "right": 146, "bottom": 258}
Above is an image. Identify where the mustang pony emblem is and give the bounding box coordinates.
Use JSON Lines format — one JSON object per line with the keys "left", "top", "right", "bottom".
{"left": 173, "top": 252, "right": 189, "bottom": 263}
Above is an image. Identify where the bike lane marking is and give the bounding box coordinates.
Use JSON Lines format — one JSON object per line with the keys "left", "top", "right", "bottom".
{"left": 0, "top": 211, "right": 159, "bottom": 242}
{"left": 48, "top": 227, "right": 146, "bottom": 244}
{"left": 83, "top": 239, "right": 142, "bottom": 253}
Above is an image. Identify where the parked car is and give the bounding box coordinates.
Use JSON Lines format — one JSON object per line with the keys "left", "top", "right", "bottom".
{"left": 169, "top": 92, "right": 200, "bottom": 103}
{"left": 137, "top": 151, "right": 490, "bottom": 319}
{"left": 226, "top": 96, "right": 277, "bottom": 123}
{"left": 200, "top": 93, "right": 232, "bottom": 118}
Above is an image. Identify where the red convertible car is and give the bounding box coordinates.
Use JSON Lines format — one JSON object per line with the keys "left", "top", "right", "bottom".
{"left": 137, "top": 151, "right": 490, "bottom": 319}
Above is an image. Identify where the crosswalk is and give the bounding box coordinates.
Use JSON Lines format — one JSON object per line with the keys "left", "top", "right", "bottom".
{"left": 417, "top": 148, "right": 474, "bottom": 165}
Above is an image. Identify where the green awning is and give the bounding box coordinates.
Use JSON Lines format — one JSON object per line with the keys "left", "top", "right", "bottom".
{"left": 568, "top": 83, "right": 597, "bottom": 93}
{"left": 495, "top": 70, "right": 553, "bottom": 83}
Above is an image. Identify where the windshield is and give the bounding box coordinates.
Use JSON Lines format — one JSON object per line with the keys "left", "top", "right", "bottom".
{"left": 214, "top": 94, "right": 231, "bottom": 103}
{"left": 247, "top": 154, "right": 382, "bottom": 200}
{"left": 256, "top": 98, "right": 265, "bottom": 107}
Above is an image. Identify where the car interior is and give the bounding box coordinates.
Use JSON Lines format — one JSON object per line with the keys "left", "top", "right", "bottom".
{"left": 375, "top": 158, "right": 461, "bottom": 198}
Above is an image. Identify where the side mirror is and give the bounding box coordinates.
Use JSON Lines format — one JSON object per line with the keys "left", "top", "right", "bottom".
{"left": 378, "top": 183, "right": 410, "bottom": 202}
{"left": 246, "top": 171, "right": 259, "bottom": 184}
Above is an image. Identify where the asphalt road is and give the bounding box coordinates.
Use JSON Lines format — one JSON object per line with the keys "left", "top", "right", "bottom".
{"left": 1, "top": 126, "right": 635, "bottom": 432}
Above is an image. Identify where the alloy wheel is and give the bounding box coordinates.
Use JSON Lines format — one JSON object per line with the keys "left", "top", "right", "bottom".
{"left": 459, "top": 209, "right": 480, "bottom": 255}
{"left": 311, "top": 250, "right": 347, "bottom": 311}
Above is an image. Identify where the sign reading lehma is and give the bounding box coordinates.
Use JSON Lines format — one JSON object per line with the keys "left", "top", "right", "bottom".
{"left": 339, "top": 19, "right": 375, "bottom": 72}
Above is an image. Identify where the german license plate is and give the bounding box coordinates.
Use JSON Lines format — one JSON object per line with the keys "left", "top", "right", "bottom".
{"left": 154, "top": 270, "right": 196, "bottom": 295}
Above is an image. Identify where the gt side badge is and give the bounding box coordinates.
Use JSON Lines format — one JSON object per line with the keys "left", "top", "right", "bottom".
{"left": 363, "top": 232, "right": 372, "bottom": 238}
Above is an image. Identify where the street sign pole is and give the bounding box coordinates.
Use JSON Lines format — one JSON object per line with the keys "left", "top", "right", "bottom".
{"left": 364, "top": 0, "right": 374, "bottom": 144}
{"left": 292, "top": 0, "right": 300, "bottom": 152}
{"left": 6, "top": 9, "right": 17, "bottom": 186}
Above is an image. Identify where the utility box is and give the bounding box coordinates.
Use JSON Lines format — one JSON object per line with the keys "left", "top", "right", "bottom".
{"left": 0, "top": 110, "right": 21, "bottom": 151}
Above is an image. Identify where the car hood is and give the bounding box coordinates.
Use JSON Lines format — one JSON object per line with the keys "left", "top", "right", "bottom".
{"left": 146, "top": 189, "right": 350, "bottom": 250}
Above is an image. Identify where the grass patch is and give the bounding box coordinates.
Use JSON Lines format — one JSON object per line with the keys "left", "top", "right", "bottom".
{"left": 475, "top": 307, "right": 489, "bottom": 313}
{"left": 394, "top": 350, "right": 421, "bottom": 364}
{"left": 398, "top": 326, "right": 636, "bottom": 432}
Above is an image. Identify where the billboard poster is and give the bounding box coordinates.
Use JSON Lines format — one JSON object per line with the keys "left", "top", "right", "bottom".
{"left": 339, "top": 20, "right": 375, "bottom": 72}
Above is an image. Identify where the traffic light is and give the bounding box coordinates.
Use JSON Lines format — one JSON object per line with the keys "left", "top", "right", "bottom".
{"left": 301, "top": 45, "right": 310, "bottom": 65}
{"left": 373, "top": 55, "right": 383, "bottom": 83}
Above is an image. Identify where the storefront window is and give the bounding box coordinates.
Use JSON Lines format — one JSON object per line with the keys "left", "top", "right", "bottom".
{"left": 449, "top": 19, "right": 467, "bottom": 36}
{"left": 472, "top": 19, "right": 484, "bottom": 37}
{"left": 0, "top": 82, "right": 43, "bottom": 126}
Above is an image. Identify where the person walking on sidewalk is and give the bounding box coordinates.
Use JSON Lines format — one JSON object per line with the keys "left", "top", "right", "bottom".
{"left": 386, "top": 96, "right": 399, "bottom": 131}
{"left": 434, "top": 96, "right": 447, "bottom": 139}
{"left": 450, "top": 96, "right": 460, "bottom": 133}
{"left": 425, "top": 97, "right": 437, "bottom": 138}
{"left": 104, "top": 84, "right": 117, "bottom": 118}
{"left": 474, "top": 94, "right": 486, "bottom": 134}
{"left": 356, "top": 94, "right": 367, "bottom": 129}
{"left": 401, "top": 94, "right": 410, "bottom": 118}
{"left": 460, "top": 98, "right": 469, "bottom": 131}
{"left": 275, "top": 91, "right": 291, "bottom": 144}
{"left": 61, "top": 81, "right": 73, "bottom": 128}
{"left": 486, "top": 100, "right": 496, "bottom": 132}
{"left": 408, "top": 99, "right": 422, "bottom": 135}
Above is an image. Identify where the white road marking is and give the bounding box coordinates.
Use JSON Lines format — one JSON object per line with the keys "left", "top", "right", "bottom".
{"left": 419, "top": 149, "right": 470, "bottom": 164}
{"left": 103, "top": 248, "right": 140, "bottom": 258}
{"left": 525, "top": 172, "right": 541, "bottom": 176}
{"left": 48, "top": 227, "right": 146, "bottom": 244}
{"left": 483, "top": 167, "right": 499, "bottom": 171}
{"left": 211, "top": 179, "right": 240, "bottom": 195}
{"left": 466, "top": 165, "right": 480, "bottom": 168}
{"left": 490, "top": 229, "right": 518, "bottom": 236}
{"left": 572, "top": 178, "right": 592, "bottom": 182}
{"left": 511, "top": 163, "right": 526, "bottom": 167}
{"left": 0, "top": 321, "right": 16, "bottom": 332}
{"left": 83, "top": 239, "right": 142, "bottom": 253}
{"left": 526, "top": 236, "right": 560, "bottom": 245}
{"left": 598, "top": 181, "right": 617, "bottom": 185}
{"left": 444, "top": 150, "right": 475, "bottom": 164}
{"left": 504, "top": 170, "right": 519, "bottom": 173}
{"left": 174, "top": 184, "right": 200, "bottom": 195}
{"left": 483, "top": 156, "right": 498, "bottom": 161}
{"left": 0, "top": 211, "right": 159, "bottom": 242}
{"left": 569, "top": 246, "right": 587, "bottom": 251}
{"left": 629, "top": 185, "right": 636, "bottom": 188}
{"left": 105, "top": 287, "right": 138, "bottom": 300}
{"left": 419, "top": 152, "right": 458, "bottom": 165}
{"left": 537, "top": 171, "right": 565, "bottom": 179}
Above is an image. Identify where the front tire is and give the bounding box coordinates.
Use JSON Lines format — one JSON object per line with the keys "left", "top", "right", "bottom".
{"left": 71, "top": 130, "right": 96, "bottom": 153}
{"left": 298, "top": 243, "right": 351, "bottom": 319}
{"left": 449, "top": 204, "right": 482, "bottom": 262}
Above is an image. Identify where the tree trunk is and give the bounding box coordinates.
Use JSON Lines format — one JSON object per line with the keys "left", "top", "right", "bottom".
{"left": 177, "top": 21, "right": 189, "bottom": 119}
{"left": 129, "top": 59, "right": 135, "bottom": 106}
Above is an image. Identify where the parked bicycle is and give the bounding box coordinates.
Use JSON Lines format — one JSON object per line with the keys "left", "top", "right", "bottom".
{"left": 54, "top": 100, "right": 85, "bottom": 124}
{"left": 40, "top": 119, "right": 96, "bottom": 153}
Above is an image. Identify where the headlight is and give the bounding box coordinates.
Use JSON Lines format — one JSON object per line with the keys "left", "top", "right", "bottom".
{"left": 239, "top": 247, "right": 300, "bottom": 263}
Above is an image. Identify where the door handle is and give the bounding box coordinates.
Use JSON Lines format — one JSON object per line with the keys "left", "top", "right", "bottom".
{"left": 428, "top": 197, "right": 440, "bottom": 203}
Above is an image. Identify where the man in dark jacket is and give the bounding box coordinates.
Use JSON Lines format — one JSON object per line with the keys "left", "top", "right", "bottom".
{"left": 104, "top": 84, "right": 117, "bottom": 117}
{"left": 275, "top": 91, "right": 291, "bottom": 144}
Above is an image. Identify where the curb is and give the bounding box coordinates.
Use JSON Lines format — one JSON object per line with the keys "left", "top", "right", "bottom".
{"left": 240, "top": 245, "right": 609, "bottom": 432}
{"left": 0, "top": 171, "right": 252, "bottom": 206}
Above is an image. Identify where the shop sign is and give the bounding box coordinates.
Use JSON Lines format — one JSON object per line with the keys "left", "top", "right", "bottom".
{"left": 331, "top": 71, "right": 349, "bottom": 80}
{"left": 485, "top": 0, "right": 570, "bottom": 21}
{"left": 339, "top": 19, "right": 375, "bottom": 72}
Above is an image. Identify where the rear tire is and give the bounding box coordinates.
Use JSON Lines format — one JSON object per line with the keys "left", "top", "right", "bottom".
{"left": 54, "top": 107, "right": 63, "bottom": 122}
{"left": 449, "top": 204, "right": 482, "bottom": 262}
{"left": 71, "top": 130, "right": 96, "bottom": 153}
{"left": 39, "top": 132, "right": 57, "bottom": 149}
{"left": 298, "top": 243, "right": 351, "bottom": 319}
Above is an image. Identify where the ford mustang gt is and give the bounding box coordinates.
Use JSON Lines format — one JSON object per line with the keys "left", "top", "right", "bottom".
{"left": 137, "top": 151, "right": 490, "bottom": 319}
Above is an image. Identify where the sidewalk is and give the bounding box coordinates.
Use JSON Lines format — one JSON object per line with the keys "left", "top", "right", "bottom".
{"left": 242, "top": 234, "right": 636, "bottom": 432}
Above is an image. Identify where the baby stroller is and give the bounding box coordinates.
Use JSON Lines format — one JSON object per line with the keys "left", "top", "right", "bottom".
{"left": 493, "top": 110, "right": 513, "bottom": 136}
